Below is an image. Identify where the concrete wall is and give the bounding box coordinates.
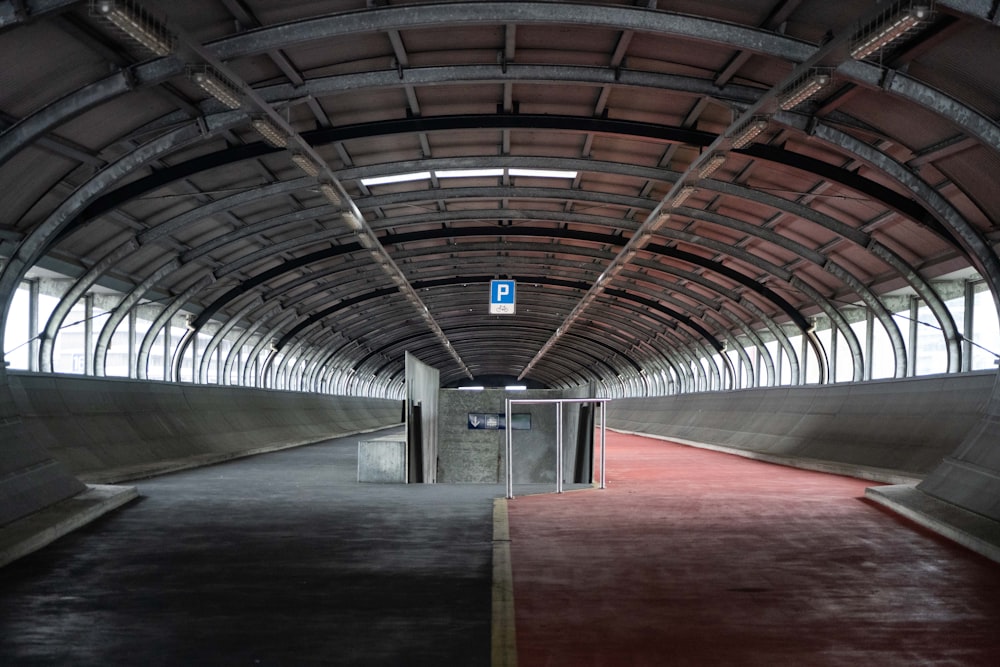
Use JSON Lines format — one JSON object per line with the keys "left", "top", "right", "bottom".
{"left": 437, "top": 388, "right": 588, "bottom": 484}
{"left": 919, "top": 370, "right": 1000, "bottom": 521}
{"left": 0, "top": 369, "right": 85, "bottom": 527}
{"left": 7, "top": 372, "right": 402, "bottom": 483}
{"left": 607, "top": 372, "right": 996, "bottom": 478}
{"left": 405, "top": 351, "right": 440, "bottom": 483}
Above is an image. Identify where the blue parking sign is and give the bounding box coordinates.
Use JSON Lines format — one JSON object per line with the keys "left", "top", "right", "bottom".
{"left": 490, "top": 280, "right": 516, "bottom": 315}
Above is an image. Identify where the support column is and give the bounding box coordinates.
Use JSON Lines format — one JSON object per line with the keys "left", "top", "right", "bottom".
{"left": 963, "top": 280, "right": 974, "bottom": 373}
{"left": 28, "top": 280, "right": 39, "bottom": 373}
{"left": 830, "top": 326, "right": 839, "bottom": 383}
{"left": 84, "top": 294, "right": 94, "bottom": 376}
{"left": 128, "top": 309, "right": 137, "bottom": 379}
{"left": 865, "top": 310, "right": 875, "bottom": 381}
{"left": 162, "top": 320, "right": 171, "bottom": 382}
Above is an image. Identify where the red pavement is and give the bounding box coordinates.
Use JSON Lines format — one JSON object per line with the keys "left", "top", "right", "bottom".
{"left": 507, "top": 431, "right": 1000, "bottom": 666}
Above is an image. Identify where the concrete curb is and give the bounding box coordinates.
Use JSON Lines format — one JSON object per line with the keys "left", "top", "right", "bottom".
{"left": 865, "top": 484, "right": 1000, "bottom": 565}
{"left": 491, "top": 497, "right": 517, "bottom": 667}
{"left": 0, "top": 484, "right": 139, "bottom": 568}
{"left": 79, "top": 424, "right": 404, "bottom": 484}
{"left": 610, "top": 428, "right": 923, "bottom": 485}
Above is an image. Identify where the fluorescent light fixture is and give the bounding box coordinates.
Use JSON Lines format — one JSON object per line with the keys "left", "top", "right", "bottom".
{"left": 505, "top": 385, "right": 527, "bottom": 391}
{"left": 251, "top": 116, "right": 288, "bottom": 148}
{"left": 669, "top": 185, "right": 697, "bottom": 208}
{"left": 91, "top": 0, "right": 175, "bottom": 56}
{"left": 361, "top": 171, "right": 431, "bottom": 187}
{"left": 319, "top": 182, "right": 341, "bottom": 206}
{"left": 458, "top": 385, "right": 485, "bottom": 391}
{"left": 697, "top": 153, "right": 727, "bottom": 179}
{"left": 187, "top": 65, "right": 243, "bottom": 110}
{"left": 851, "top": 5, "right": 931, "bottom": 60}
{"left": 729, "top": 117, "right": 769, "bottom": 149}
{"left": 290, "top": 153, "right": 320, "bottom": 177}
{"left": 435, "top": 168, "right": 505, "bottom": 178}
{"left": 341, "top": 212, "right": 364, "bottom": 231}
{"left": 509, "top": 168, "right": 578, "bottom": 179}
{"left": 778, "top": 71, "right": 832, "bottom": 111}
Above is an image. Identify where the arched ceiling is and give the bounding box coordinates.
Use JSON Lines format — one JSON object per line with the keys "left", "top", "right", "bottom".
{"left": 2, "top": 0, "right": 1000, "bottom": 396}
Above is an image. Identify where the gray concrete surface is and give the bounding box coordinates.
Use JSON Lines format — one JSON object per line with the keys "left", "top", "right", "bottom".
{"left": 0, "top": 427, "right": 503, "bottom": 666}
{"left": 0, "top": 484, "right": 138, "bottom": 568}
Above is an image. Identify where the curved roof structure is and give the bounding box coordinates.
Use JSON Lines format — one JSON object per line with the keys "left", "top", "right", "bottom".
{"left": 2, "top": 0, "right": 999, "bottom": 398}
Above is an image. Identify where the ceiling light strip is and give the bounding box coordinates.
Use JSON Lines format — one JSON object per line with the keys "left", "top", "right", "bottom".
{"left": 519, "top": 7, "right": 864, "bottom": 383}
{"left": 131, "top": 2, "right": 473, "bottom": 380}
{"left": 361, "top": 171, "right": 432, "bottom": 187}
{"left": 360, "top": 168, "right": 578, "bottom": 186}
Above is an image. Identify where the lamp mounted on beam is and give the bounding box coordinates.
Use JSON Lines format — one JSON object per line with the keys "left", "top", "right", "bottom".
{"left": 777, "top": 70, "right": 832, "bottom": 111}
{"left": 851, "top": 3, "right": 932, "bottom": 60}
{"left": 341, "top": 212, "right": 364, "bottom": 232}
{"left": 90, "top": 0, "right": 175, "bottom": 56}
{"left": 251, "top": 116, "right": 288, "bottom": 148}
{"left": 669, "top": 185, "right": 697, "bottom": 208}
{"left": 697, "top": 153, "right": 727, "bottom": 179}
{"left": 187, "top": 65, "right": 243, "bottom": 110}
{"left": 319, "top": 182, "right": 342, "bottom": 207}
{"left": 729, "top": 117, "right": 769, "bottom": 149}
{"left": 290, "top": 152, "right": 320, "bottom": 177}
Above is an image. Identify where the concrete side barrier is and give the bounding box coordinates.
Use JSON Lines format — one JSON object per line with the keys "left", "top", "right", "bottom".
{"left": 607, "top": 372, "right": 996, "bottom": 478}
{"left": 8, "top": 372, "right": 401, "bottom": 481}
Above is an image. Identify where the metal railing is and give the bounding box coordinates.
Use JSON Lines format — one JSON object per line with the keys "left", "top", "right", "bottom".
{"left": 504, "top": 397, "right": 612, "bottom": 499}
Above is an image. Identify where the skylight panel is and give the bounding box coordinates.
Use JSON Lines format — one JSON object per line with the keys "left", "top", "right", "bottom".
{"left": 508, "top": 168, "right": 578, "bottom": 179}
{"left": 360, "top": 171, "right": 431, "bottom": 186}
{"left": 359, "top": 167, "right": 578, "bottom": 187}
{"left": 435, "top": 168, "right": 505, "bottom": 178}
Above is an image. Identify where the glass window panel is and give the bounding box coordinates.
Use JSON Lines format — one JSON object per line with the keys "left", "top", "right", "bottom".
{"left": 52, "top": 301, "right": 88, "bottom": 374}
{"left": 4, "top": 284, "right": 31, "bottom": 370}
{"left": 915, "top": 301, "right": 948, "bottom": 376}
{"left": 972, "top": 289, "right": 1000, "bottom": 370}
{"left": 834, "top": 328, "right": 856, "bottom": 383}
{"left": 871, "top": 316, "right": 895, "bottom": 380}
